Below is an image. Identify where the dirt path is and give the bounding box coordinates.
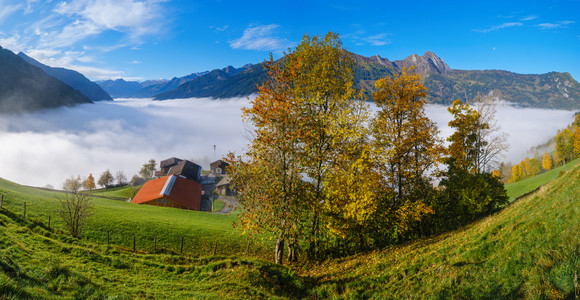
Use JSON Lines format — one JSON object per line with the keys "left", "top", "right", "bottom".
{"left": 213, "top": 195, "right": 238, "bottom": 214}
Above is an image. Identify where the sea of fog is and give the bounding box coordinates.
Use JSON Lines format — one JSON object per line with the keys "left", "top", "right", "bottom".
{"left": 0, "top": 97, "right": 576, "bottom": 188}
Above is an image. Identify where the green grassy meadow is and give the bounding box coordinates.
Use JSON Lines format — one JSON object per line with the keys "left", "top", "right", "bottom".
{"left": 0, "top": 160, "right": 578, "bottom": 298}
{"left": 505, "top": 158, "right": 580, "bottom": 201}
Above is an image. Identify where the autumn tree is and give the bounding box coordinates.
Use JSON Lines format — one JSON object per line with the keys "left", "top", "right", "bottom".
{"left": 229, "top": 32, "right": 370, "bottom": 262}
{"left": 541, "top": 152, "right": 553, "bottom": 171}
{"left": 436, "top": 99, "right": 508, "bottom": 230}
{"left": 555, "top": 128, "right": 574, "bottom": 165}
{"left": 98, "top": 170, "right": 114, "bottom": 188}
{"left": 228, "top": 48, "right": 307, "bottom": 264}
{"left": 287, "top": 33, "right": 367, "bottom": 258}
{"left": 84, "top": 173, "right": 96, "bottom": 190}
{"left": 574, "top": 129, "right": 580, "bottom": 158}
{"left": 369, "top": 67, "right": 443, "bottom": 242}
{"left": 511, "top": 164, "right": 521, "bottom": 182}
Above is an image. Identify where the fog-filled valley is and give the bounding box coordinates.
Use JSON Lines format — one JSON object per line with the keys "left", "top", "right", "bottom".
{"left": 0, "top": 97, "right": 576, "bottom": 188}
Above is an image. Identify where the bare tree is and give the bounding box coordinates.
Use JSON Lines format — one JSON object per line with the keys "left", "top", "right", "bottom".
{"left": 115, "top": 170, "right": 127, "bottom": 186}
{"left": 473, "top": 95, "right": 510, "bottom": 173}
{"left": 58, "top": 188, "right": 93, "bottom": 238}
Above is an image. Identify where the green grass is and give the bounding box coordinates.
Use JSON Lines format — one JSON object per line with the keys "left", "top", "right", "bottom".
{"left": 213, "top": 198, "right": 226, "bottom": 212}
{"left": 88, "top": 185, "right": 138, "bottom": 200}
{"left": 303, "top": 162, "right": 580, "bottom": 298}
{"left": 505, "top": 158, "right": 580, "bottom": 201}
{"left": 0, "top": 179, "right": 272, "bottom": 259}
{"left": 0, "top": 162, "right": 578, "bottom": 298}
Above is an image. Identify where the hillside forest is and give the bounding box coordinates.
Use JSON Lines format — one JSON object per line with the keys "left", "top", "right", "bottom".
{"left": 226, "top": 32, "right": 511, "bottom": 264}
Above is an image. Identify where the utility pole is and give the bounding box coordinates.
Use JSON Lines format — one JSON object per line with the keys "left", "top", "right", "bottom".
{"left": 213, "top": 144, "right": 216, "bottom": 160}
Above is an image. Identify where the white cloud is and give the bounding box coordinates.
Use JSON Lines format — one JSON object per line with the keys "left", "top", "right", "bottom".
{"left": 54, "top": 0, "right": 164, "bottom": 39}
{"left": 229, "top": 24, "right": 292, "bottom": 51}
{"left": 537, "top": 20, "right": 575, "bottom": 30}
{"left": 0, "top": 97, "right": 251, "bottom": 187}
{"left": 0, "top": 2, "right": 22, "bottom": 24}
{"left": 520, "top": 15, "right": 537, "bottom": 21}
{"left": 344, "top": 30, "right": 392, "bottom": 46}
{"left": 473, "top": 22, "right": 523, "bottom": 33}
{"left": 362, "top": 33, "right": 392, "bottom": 46}
{"left": 0, "top": 98, "right": 574, "bottom": 189}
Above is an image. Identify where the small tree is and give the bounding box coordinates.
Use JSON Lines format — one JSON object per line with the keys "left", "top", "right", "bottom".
{"left": 139, "top": 159, "right": 156, "bottom": 180}
{"left": 98, "top": 170, "right": 114, "bottom": 188}
{"left": 63, "top": 175, "right": 82, "bottom": 192}
{"left": 115, "top": 170, "right": 127, "bottom": 186}
{"left": 58, "top": 188, "right": 93, "bottom": 238}
{"left": 84, "top": 173, "right": 96, "bottom": 190}
{"left": 541, "top": 152, "right": 553, "bottom": 172}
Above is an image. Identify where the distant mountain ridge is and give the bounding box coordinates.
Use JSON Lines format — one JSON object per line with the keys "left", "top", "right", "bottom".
{"left": 17, "top": 52, "right": 112, "bottom": 102}
{"left": 141, "top": 51, "right": 579, "bottom": 110}
{"left": 0, "top": 46, "right": 92, "bottom": 113}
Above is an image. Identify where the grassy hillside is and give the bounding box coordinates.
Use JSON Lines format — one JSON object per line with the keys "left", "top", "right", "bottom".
{"left": 0, "top": 179, "right": 271, "bottom": 259}
{"left": 505, "top": 158, "right": 580, "bottom": 201}
{"left": 0, "top": 162, "right": 577, "bottom": 298}
{"left": 303, "top": 163, "right": 579, "bottom": 298}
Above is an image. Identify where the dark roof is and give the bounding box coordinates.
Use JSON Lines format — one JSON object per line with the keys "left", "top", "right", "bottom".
{"left": 168, "top": 160, "right": 202, "bottom": 182}
{"left": 210, "top": 160, "right": 229, "bottom": 170}
{"left": 216, "top": 175, "right": 231, "bottom": 187}
{"left": 160, "top": 157, "right": 183, "bottom": 169}
{"left": 131, "top": 175, "right": 202, "bottom": 210}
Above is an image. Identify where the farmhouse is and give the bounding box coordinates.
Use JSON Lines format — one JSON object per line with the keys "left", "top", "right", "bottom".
{"left": 210, "top": 160, "right": 229, "bottom": 175}
{"left": 155, "top": 157, "right": 183, "bottom": 177}
{"left": 168, "top": 160, "right": 202, "bottom": 182}
{"left": 216, "top": 175, "right": 234, "bottom": 196}
{"left": 131, "top": 174, "right": 202, "bottom": 210}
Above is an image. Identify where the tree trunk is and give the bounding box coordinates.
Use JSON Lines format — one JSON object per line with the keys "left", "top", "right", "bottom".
{"left": 275, "top": 238, "right": 285, "bottom": 264}
{"left": 287, "top": 239, "right": 296, "bottom": 262}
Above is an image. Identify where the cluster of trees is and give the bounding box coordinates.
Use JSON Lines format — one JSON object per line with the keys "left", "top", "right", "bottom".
{"left": 61, "top": 159, "right": 159, "bottom": 192}
{"left": 506, "top": 113, "right": 580, "bottom": 183}
{"left": 62, "top": 170, "right": 128, "bottom": 191}
{"left": 227, "top": 32, "right": 508, "bottom": 264}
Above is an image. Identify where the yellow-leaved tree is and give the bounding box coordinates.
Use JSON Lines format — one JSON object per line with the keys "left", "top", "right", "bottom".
{"left": 542, "top": 152, "right": 553, "bottom": 172}
{"left": 369, "top": 67, "right": 444, "bottom": 243}
{"left": 84, "top": 173, "right": 96, "bottom": 190}
{"left": 228, "top": 32, "right": 367, "bottom": 263}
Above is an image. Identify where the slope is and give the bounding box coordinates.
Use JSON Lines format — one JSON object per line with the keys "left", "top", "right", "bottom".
{"left": 0, "top": 162, "right": 577, "bottom": 298}
{"left": 17, "top": 52, "right": 113, "bottom": 102}
{"left": 0, "top": 47, "right": 92, "bottom": 113}
{"left": 303, "top": 163, "right": 580, "bottom": 298}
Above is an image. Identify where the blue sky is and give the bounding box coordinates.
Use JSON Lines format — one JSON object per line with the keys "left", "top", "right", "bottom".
{"left": 0, "top": 0, "right": 578, "bottom": 82}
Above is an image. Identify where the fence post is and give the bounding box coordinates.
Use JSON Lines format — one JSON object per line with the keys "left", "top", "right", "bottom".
{"left": 246, "top": 240, "right": 250, "bottom": 256}
{"left": 133, "top": 235, "right": 136, "bottom": 252}
{"left": 180, "top": 237, "right": 184, "bottom": 254}
{"left": 154, "top": 235, "right": 157, "bottom": 251}
{"left": 23, "top": 202, "right": 26, "bottom": 219}
{"left": 213, "top": 242, "right": 217, "bottom": 256}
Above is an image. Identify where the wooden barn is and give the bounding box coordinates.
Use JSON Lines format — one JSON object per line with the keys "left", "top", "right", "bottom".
{"left": 210, "top": 160, "right": 229, "bottom": 174}
{"left": 131, "top": 175, "right": 202, "bottom": 210}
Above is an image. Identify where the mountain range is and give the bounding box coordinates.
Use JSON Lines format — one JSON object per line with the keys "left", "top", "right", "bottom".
{"left": 17, "top": 52, "right": 112, "bottom": 102}
{"left": 99, "top": 51, "right": 580, "bottom": 110}
{"left": 0, "top": 46, "right": 92, "bottom": 113}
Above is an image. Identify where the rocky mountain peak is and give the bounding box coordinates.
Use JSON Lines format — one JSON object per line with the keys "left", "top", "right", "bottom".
{"left": 398, "top": 51, "right": 451, "bottom": 75}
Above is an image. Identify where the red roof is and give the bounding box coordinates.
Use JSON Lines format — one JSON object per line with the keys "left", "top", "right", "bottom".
{"left": 131, "top": 175, "right": 201, "bottom": 210}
